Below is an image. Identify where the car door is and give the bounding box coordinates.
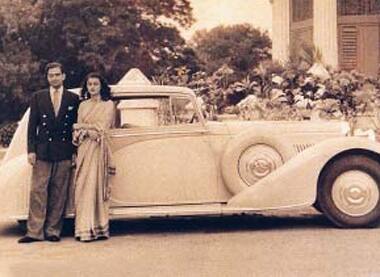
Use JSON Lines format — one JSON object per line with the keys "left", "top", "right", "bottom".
{"left": 109, "top": 94, "right": 220, "bottom": 207}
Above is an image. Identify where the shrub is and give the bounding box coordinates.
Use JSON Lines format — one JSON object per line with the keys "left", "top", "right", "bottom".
{"left": 0, "top": 122, "right": 18, "bottom": 147}
{"left": 152, "top": 61, "right": 380, "bottom": 129}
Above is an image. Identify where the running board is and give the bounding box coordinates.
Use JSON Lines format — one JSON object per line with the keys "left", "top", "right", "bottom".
{"left": 108, "top": 203, "right": 293, "bottom": 220}
{"left": 110, "top": 204, "right": 223, "bottom": 219}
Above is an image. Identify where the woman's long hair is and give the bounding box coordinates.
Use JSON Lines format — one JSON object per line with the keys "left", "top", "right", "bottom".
{"left": 81, "top": 72, "right": 111, "bottom": 101}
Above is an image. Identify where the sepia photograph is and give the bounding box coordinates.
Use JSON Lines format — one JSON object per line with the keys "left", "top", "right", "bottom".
{"left": 1, "top": 0, "right": 380, "bottom": 276}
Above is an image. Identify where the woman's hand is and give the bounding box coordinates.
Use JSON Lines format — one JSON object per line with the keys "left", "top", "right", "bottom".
{"left": 73, "top": 123, "right": 101, "bottom": 132}
{"left": 72, "top": 129, "right": 88, "bottom": 146}
{"left": 87, "top": 129, "right": 100, "bottom": 141}
{"left": 73, "top": 123, "right": 89, "bottom": 130}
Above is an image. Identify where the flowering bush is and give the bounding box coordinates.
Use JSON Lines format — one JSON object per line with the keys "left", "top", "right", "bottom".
{"left": 153, "top": 61, "right": 380, "bottom": 130}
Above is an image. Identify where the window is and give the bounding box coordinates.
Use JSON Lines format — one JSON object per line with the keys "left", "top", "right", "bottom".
{"left": 338, "top": 0, "right": 380, "bottom": 16}
{"left": 292, "top": 0, "right": 313, "bottom": 22}
{"left": 113, "top": 95, "right": 200, "bottom": 128}
{"left": 369, "top": 0, "right": 380, "bottom": 14}
{"left": 171, "top": 96, "right": 200, "bottom": 125}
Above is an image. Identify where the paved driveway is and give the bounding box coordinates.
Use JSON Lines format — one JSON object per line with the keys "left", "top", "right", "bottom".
{"left": 1, "top": 208, "right": 380, "bottom": 277}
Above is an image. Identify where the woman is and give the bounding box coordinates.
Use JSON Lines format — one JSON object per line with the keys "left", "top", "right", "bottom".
{"left": 73, "top": 72, "right": 115, "bottom": 242}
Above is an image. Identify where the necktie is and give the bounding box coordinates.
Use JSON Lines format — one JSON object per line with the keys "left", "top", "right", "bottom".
{"left": 53, "top": 90, "right": 60, "bottom": 116}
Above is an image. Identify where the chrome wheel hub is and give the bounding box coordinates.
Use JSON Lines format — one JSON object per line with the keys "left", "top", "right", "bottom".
{"left": 332, "top": 170, "right": 379, "bottom": 216}
{"left": 238, "top": 144, "right": 283, "bottom": 186}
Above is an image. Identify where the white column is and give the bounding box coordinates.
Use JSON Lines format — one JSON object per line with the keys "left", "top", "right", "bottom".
{"left": 271, "top": 0, "right": 290, "bottom": 64}
{"left": 313, "top": 0, "right": 338, "bottom": 68}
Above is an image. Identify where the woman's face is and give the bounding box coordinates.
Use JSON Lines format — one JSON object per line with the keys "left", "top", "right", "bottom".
{"left": 87, "top": 77, "right": 101, "bottom": 97}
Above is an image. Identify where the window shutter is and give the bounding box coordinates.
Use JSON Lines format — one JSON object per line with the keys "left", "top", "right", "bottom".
{"left": 339, "top": 25, "right": 358, "bottom": 70}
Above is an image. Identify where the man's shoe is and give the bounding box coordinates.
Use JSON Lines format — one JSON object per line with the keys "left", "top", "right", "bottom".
{"left": 46, "top": 235, "right": 60, "bottom": 242}
{"left": 18, "top": 236, "right": 41, "bottom": 243}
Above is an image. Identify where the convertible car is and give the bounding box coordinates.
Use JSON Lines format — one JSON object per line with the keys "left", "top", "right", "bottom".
{"left": 1, "top": 68, "right": 380, "bottom": 228}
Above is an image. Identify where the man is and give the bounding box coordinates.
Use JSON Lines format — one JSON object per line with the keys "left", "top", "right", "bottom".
{"left": 18, "top": 62, "right": 79, "bottom": 243}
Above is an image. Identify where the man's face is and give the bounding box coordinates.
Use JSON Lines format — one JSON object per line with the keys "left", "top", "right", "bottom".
{"left": 47, "top": 67, "right": 65, "bottom": 89}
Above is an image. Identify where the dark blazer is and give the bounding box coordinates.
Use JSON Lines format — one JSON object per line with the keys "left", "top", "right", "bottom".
{"left": 27, "top": 88, "right": 80, "bottom": 161}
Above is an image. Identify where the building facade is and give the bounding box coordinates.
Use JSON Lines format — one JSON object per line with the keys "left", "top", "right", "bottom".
{"left": 271, "top": 0, "right": 380, "bottom": 76}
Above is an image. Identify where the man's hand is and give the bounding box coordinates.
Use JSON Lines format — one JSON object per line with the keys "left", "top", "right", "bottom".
{"left": 27, "top": 153, "right": 36, "bottom": 166}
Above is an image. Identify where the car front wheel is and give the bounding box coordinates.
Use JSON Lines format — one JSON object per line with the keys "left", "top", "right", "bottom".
{"left": 317, "top": 155, "right": 380, "bottom": 228}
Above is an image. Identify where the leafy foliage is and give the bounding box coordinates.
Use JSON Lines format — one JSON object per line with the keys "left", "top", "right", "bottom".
{"left": 25, "top": 0, "right": 195, "bottom": 84}
{"left": 191, "top": 24, "right": 271, "bottom": 79}
{"left": 0, "top": 121, "right": 18, "bottom": 147}
{"left": 0, "top": 0, "right": 43, "bottom": 123}
{"left": 0, "top": 0, "right": 196, "bottom": 123}
{"left": 153, "top": 59, "right": 380, "bottom": 128}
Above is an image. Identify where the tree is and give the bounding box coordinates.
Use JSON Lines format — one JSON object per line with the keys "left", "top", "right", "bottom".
{"left": 0, "top": 0, "right": 42, "bottom": 123}
{"left": 191, "top": 24, "right": 271, "bottom": 78}
{"left": 25, "top": 0, "right": 195, "bottom": 85}
{"left": 0, "top": 0, "right": 196, "bottom": 123}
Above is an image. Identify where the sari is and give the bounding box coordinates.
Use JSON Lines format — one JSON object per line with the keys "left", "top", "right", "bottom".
{"left": 73, "top": 99, "right": 115, "bottom": 241}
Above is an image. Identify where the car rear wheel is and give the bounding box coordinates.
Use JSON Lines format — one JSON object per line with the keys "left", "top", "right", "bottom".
{"left": 317, "top": 155, "right": 380, "bottom": 228}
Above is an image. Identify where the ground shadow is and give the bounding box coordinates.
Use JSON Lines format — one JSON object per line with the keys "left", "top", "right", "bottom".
{"left": 108, "top": 212, "right": 334, "bottom": 237}
{"left": 0, "top": 222, "right": 24, "bottom": 237}
{"left": 0, "top": 211, "right": 343, "bottom": 238}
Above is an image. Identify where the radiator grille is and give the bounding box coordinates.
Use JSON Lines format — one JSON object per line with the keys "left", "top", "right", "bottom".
{"left": 293, "top": 143, "right": 314, "bottom": 153}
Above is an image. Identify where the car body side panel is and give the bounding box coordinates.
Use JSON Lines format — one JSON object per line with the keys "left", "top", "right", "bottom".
{"left": 110, "top": 127, "right": 222, "bottom": 206}
{"left": 228, "top": 137, "right": 380, "bottom": 210}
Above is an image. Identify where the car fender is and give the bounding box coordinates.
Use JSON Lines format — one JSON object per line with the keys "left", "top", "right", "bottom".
{"left": 0, "top": 154, "right": 31, "bottom": 219}
{"left": 2, "top": 109, "right": 29, "bottom": 165}
{"left": 221, "top": 129, "right": 294, "bottom": 195}
{"left": 227, "top": 136, "right": 380, "bottom": 210}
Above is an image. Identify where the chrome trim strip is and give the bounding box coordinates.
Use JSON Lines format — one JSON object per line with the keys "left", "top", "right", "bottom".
{"left": 110, "top": 128, "right": 210, "bottom": 138}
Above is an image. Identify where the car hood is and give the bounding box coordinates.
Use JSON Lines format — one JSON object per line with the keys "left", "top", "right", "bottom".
{"left": 221, "top": 120, "right": 350, "bottom": 136}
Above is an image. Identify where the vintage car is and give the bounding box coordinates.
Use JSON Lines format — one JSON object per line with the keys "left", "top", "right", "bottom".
{"left": 1, "top": 68, "right": 380, "bottom": 228}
